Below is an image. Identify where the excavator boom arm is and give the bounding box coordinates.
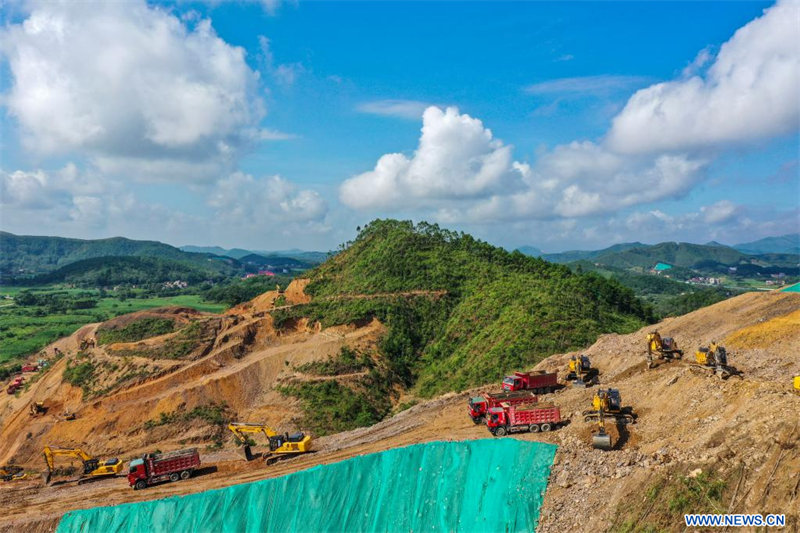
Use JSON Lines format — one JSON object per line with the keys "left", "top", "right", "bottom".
{"left": 228, "top": 423, "right": 278, "bottom": 444}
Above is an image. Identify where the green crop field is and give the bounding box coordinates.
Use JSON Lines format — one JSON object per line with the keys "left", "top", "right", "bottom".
{"left": 0, "top": 286, "right": 227, "bottom": 365}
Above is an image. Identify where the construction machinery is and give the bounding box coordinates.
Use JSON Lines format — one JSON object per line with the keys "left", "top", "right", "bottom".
{"left": 467, "top": 390, "right": 538, "bottom": 424}
{"left": 501, "top": 371, "right": 559, "bottom": 393}
{"left": 30, "top": 402, "right": 47, "bottom": 417}
{"left": 566, "top": 355, "right": 597, "bottom": 388}
{"left": 7, "top": 375, "right": 24, "bottom": 395}
{"left": 128, "top": 448, "right": 201, "bottom": 490}
{"left": 694, "top": 343, "right": 739, "bottom": 379}
{"left": 0, "top": 465, "right": 26, "bottom": 482}
{"left": 42, "top": 447, "right": 123, "bottom": 484}
{"left": 583, "top": 389, "right": 636, "bottom": 425}
{"left": 228, "top": 422, "right": 312, "bottom": 465}
{"left": 794, "top": 376, "right": 800, "bottom": 393}
{"left": 591, "top": 399, "right": 613, "bottom": 450}
{"left": 646, "top": 331, "right": 683, "bottom": 368}
{"left": 485, "top": 404, "right": 562, "bottom": 436}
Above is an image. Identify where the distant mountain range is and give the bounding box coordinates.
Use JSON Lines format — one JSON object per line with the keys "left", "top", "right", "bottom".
{"left": 518, "top": 233, "right": 800, "bottom": 261}
{"left": 733, "top": 233, "right": 800, "bottom": 255}
{"left": 180, "top": 245, "right": 328, "bottom": 264}
{"left": 0, "top": 232, "right": 316, "bottom": 283}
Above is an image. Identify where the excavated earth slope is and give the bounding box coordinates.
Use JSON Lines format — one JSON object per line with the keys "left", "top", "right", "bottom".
{"left": 0, "top": 287, "right": 798, "bottom": 532}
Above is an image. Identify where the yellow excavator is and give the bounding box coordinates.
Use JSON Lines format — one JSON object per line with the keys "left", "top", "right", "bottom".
{"left": 566, "top": 355, "right": 597, "bottom": 388}
{"left": 227, "top": 422, "right": 312, "bottom": 465}
{"left": 646, "top": 331, "right": 683, "bottom": 368}
{"left": 583, "top": 388, "right": 636, "bottom": 425}
{"left": 694, "top": 342, "right": 739, "bottom": 379}
{"left": 794, "top": 376, "right": 800, "bottom": 393}
{"left": 30, "top": 402, "right": 47, "bottom": 417}
{"left": 42, "top": 446, "right": 123, "bottom": 484}
{"left": 0, "top": 465, "right": 26, "bottom": 482}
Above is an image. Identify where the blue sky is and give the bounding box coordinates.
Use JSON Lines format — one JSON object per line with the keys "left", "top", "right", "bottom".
{"left": 0, "top": 0, "right": 797, "bottom": 252}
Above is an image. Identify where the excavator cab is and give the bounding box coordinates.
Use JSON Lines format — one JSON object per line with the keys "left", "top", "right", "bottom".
{"left": 287, "top": 432, "right": 306, "bottom": 443}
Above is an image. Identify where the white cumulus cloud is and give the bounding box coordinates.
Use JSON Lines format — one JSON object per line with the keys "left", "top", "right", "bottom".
{"left": 209, "top": 172, "right": 328, "bottom": 224}
{"left": 1, "top": 0, "right": 264, "bottom": 182}
{"left": 340, "top": 106, "right": 523, "bottom": 210}
{"left": 340, "top": 106, "right": 706, "bottom": 221}
{"left": 607, "top": 0, "right": 800, "bottom": 153}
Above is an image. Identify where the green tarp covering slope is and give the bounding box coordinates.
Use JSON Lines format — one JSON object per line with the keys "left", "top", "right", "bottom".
{"left": 57, "top": 439, "right": 557, "bottom": 533}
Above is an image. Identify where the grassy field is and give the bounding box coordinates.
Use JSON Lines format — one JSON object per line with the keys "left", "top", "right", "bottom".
{"left": 0, "top": 286, "right": 227, "bottom": 364}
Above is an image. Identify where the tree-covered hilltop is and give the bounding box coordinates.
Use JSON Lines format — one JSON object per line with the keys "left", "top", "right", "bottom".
{"left": 276, "top": 220, "right": 654, "bottom": 428}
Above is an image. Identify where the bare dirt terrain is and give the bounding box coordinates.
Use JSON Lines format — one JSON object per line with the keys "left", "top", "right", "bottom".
{"left": 0, "top": 284, "right": 798, "bottom": 532}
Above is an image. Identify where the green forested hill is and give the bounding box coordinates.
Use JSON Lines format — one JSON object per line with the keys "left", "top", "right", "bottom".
{"left": 539, "top": 242, "right": 645, "bottom": 263}
{"left": 0, "top": 232, "right": 241, "bottom": 280}
{"left": 29, "top": 256, "right": 230, "bottom": 286}
{"left": 279, "top": 220, "right": 653, "bottom": 408}
{"left": 591, "top": 241, "right": 749, "bottom": 269}
{"left": 734, "top": 233, "right": 800, "bottom": 255}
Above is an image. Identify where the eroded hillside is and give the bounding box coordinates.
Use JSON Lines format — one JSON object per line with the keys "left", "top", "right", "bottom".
{"left": 0, "top": 285, "right": 797, "bottom": 532}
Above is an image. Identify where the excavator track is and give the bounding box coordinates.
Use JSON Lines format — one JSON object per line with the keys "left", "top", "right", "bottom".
{"left": 582, "top": 410, "right": 636, "bottom": 425}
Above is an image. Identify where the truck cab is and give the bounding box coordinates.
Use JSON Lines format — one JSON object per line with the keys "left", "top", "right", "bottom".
{"left": 127, "top": 458, "right": 146, "bottom": 488}
{"left": 486, "top": 407, "right": 507, "bottom": 432}
{"left": 468, "top": 397, "right": 488, "bottom": 423}
{"left": 501, "top": 375, "right": 523, "bottom": 391}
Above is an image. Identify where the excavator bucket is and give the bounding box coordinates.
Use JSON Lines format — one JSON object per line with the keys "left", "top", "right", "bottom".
{"left": 243, "top": 445, "right": 255, "bottom": 461}
{"left": 573, "top": 377, "right": 588, "bottom": 388}
{"left": 592, "top": 431, "right": 612, "bottom": 450}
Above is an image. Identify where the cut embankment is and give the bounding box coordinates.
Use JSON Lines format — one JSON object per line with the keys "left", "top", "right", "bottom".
{"left": 56, "top": 439, "right": 556, "bottom": 533}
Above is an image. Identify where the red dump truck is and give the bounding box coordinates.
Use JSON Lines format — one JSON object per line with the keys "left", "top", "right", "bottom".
{"left": 128, "top": 448, "right": 200, "bottom": 490}
{"left": 6, "top": 376, "right": 24, "bottom": 395}
{"left": 21, "top": 363, "right": 39, "bottom": 373}
{"left": 486, "top": 405, "right": 562, "bottom": 436}
{"left": 468, "top": 391, "right": 538, "bottom": 423}
{"left": 501, "top": 371, "right": 558, "bottom": 393}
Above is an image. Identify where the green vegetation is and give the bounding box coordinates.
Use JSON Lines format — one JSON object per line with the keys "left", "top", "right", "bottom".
{"left": 201, "top": 274, "right": 294, "bottom": 306}
{"left": 611, "top": 470, "right": 728, "bottom": 532}
{"left": 591, "top": 241, "right": 749, "bottom": 270}
{"left": 284, "top": 346, "right": 390, "bottom": 435}
{"left": 278, "top": 220, "right": 653, "bottom": 428}
{"left": 144, "top": 403, "right": 230, "bottom": 429}
{"left": 63, "top": 357, "right": 95, "bottom": 397}
{"left": 660, "top": 288, "right": 737, "bottom": 316}
{"left": 96, "top": 317, "right": 176, "bottom": 345}
{"left": 0, "top": 231, "right": 241, "bottom": 280}
{"left": 296, "top": 347, "right": 372, "bottom": 376}
{"left": 541, "top": 240, "right": 799, "bottom": 296}
{"left": 279, "top": 374, "right": 392, "bottom": 436}
{"left": 0, "top": 287, "right": 225, "bottom": 365}
{"left": 29, "top": 256, "right": 231, "bottom": 287}
{"left": 114, "top": 320, "right": 209, "bottom": 360}
{"left": 570, "top": 261, "right": 745, "bottom": 318}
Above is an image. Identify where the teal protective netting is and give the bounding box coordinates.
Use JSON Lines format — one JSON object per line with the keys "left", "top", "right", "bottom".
{"left": 56, "top": 439, "right": 557, "bottom": 533}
